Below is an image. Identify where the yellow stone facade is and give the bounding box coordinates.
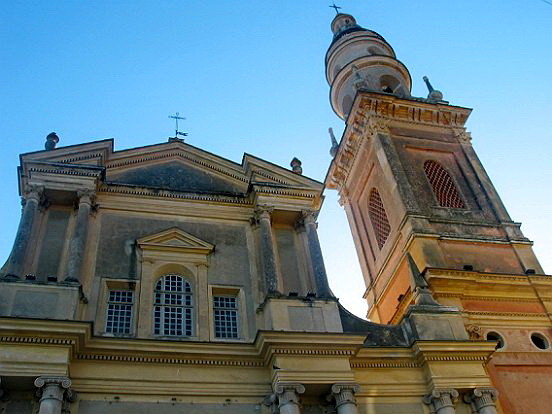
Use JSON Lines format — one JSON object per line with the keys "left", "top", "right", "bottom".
{"left": 0, "top": 12, "right": 550, "bottom": 414}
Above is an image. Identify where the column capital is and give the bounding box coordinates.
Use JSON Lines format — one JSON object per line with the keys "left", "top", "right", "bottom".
{"left": 274, "top": 382, "right": 305, "bottom": 409}
{"left": 300, "top": 209, "right": 317, "bottom": 224}
{"left": 423, "top": 388, "right": 459, "bottom": 413}
{"left": 253, "top": 205, "right": 274, "bottom": 222}
{"left": 34, "top": 376, "right": 72, "bottom": 390}
{"left": 463, "top": 388, "right": 498, "bottom": 412}
{"left": 24, "top": 184, "right": 45, "bottom": 203}
{"left": 329, "top": 382, "right": 360, "bottom": 408}
{"left": 76, "top": 189, "right": 96, "bottom": 206}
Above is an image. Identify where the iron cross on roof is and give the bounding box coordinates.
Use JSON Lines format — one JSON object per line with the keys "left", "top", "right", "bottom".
{"left": 329, "top": 3, "right": 342, "bottom": 14}
{"left": 168, "top": 112, "right": 188, "bottom": 138}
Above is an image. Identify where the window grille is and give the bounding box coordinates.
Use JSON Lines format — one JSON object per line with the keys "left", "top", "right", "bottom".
{"left": 105, "top": 290, "right": 133, "bottom": 335}
{"left": 154, "top": 274, "right": 193, "bottom": 336}
{"left": 423, "top": 160, "right": 465, "bottom": 208}
{"left": 213, "top": 295, "right": 239, "bottom": 339}
{"left": 368, "top": 188, "right": 391, "bottom": 249}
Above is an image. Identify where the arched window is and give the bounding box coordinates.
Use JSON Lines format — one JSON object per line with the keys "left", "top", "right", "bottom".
{"left": 423, "top": 160, "right": 465, "bottom": 208}
{"left": 368, "top": 188, "right": 391, "bottom": 249}
{"left": 154, "top": 274, "right": 193, "bottom": 336}
{"left": 380, "top": 75, "right": 400, "bottom": 94}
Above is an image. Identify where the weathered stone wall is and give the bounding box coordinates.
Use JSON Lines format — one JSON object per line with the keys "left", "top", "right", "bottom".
{"left": 108, "top": 161, "right": 244, "bottom": 195}
{"left": 274, "top": 226, "right": 304, "bottom": 295}
{"left": 95, "top": 214, "right": 251, "bottom": 283}
{"left": 36, "top": 209, "right": 71, "bottom": 281}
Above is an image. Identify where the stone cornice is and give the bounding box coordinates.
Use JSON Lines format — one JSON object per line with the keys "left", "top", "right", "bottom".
{"left": 326, "top": 91, "right": 472, "bottom": 191}
{"left": 412, "top": 341, "right": 496, "bottom": 365}
{"left": 425, "top": 268, "right": 552, "bottom": 305}
{"left": 99, "top": 183, "right": 251, "bottom": 205}
{"left": 26, "top": 161, "right": 105, "bottom": 178}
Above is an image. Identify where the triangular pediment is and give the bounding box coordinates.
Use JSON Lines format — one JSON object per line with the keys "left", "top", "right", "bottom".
{"left": 242, "top": 154, "right": 324, "bottom": 191}
{"left": 137, "top": 227, "right": 214, "bottom": 254}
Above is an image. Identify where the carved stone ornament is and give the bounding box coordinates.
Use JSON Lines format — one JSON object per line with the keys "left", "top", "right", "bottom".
{"left": 463, "top": 388, "right": 499, "bottom": 413}
{"left": 365, "top": 116, "right": 390, "bottom": 137}
{"left": 328, "top": 383, "right": 361, "bottom": 408}
{"left": 274, "top": 382, "right": 306, "bottom": 409}
{"left": 24, "top": 184, "right": 45, "bottom": 203}
{"left": 467, "top": 324, "right": 483, "bottom": 340}
{"left": 423, "top": 389, "right": 459, "bottom": 413}
{"left": 76, "top": 188, "right": 96, "bottom": 206}
{"left": 301, "top": 209, "right": 317, "bottom": 225}
{"left": 253, "top": 205, "right": 274, "bottom": 223}
{"left": 453, "top": 128, "right": 472, "bottom": 143}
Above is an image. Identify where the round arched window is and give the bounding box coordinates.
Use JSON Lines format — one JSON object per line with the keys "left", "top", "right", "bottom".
{"left": 486, "top": 331, "right": 505, "bottom": 350}
{"left": 153, "top": 274, "right": 193, "bottom": 337}
{"left": 531, "top": 333, "right": 550, "bottom": 350}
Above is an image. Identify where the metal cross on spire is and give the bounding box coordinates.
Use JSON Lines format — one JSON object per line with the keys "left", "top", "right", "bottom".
{"left": 168, "top": 112, "right": 188, "bottom": 138}
{"left": 329, "top": 3, "right": 342, "bottom": 14}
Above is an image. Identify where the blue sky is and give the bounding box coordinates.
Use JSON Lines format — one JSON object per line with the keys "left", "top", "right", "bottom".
{"left": 1, "top": 1, "right": 551, "bottom": 317}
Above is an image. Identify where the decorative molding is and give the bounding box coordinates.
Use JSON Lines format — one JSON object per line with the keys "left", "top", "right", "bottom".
{"left": 463, "top": 310, "right": 549, "bottom": 318}
{"left": 423, "top": 355, "right": 488, "bottom": 362}
{"left": 252, "top": 184, "right": 318, "bottom": 199}
{"left": 271, "top": 347, "right": 356, "bottom": 356}
{"left": 357, "top": 94, "right": 471, "bottom": 128}
{"left": 76, "top": 353, "right": 263, "bottom": 367}
{"left": 99, "top": 184, "right": 251, "bottom": 205}
{"left": 350, "top": 359, "right": 419, "bottom": 368}
{"left": 106, "top": 149, "right": 248, "bottom": 183}
{"left": 0, "top": 336, "right": 76, "bottom": 345}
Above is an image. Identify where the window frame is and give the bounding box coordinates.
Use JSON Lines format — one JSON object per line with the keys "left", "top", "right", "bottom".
{"left": 208, "top": 285, "right": 247, "bottom": 342}
{"left": 105, "top": 289, "right": 134, "bottom": 336}
{"left": 99, "top": 279, "right": 137, "bottom": 337}
{"left": 423, "top": 159, "right": 466, "bottom": 209}
{"left": 153, "top": 274, "right": 194, "bottom": 338}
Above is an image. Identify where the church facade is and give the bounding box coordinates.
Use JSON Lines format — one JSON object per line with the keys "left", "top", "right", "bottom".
{"left": 0, "top": 12, "right": 551, "bottom": 414}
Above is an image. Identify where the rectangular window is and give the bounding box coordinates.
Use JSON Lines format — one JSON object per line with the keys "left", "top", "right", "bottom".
{"left": 213, "top": 295, "right": 239, "bottom": 339}
{"left": 105, "top": 290, "right": 133, "bottom": 335}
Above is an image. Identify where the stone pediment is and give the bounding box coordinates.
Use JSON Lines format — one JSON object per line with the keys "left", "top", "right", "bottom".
{"left": 107, "top": 158, "right": 246, "bottom": 195}
{"left": 137, "top": 227, "right": 214, "bottom": 255}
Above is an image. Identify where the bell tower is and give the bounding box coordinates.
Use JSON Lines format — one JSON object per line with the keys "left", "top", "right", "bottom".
{"left": 324, "top": 13, "right": 544, "bottom": 323}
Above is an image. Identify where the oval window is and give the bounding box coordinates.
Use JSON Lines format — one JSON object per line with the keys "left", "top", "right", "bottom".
{"left": 486, "top": 331, "right": 504, "bottom": 350}
{"left": 531, "top": 333, "right": 550, "bottom": 350}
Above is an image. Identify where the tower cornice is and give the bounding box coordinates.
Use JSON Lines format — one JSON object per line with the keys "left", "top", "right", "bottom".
{"left": 325, "top": 91, "right": 472, "bottom": 191}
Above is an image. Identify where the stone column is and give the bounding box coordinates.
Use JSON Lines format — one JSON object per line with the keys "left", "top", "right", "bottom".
{"left": 275, "top": 382, "right": 305, "bottom": 414}
{"left": 254, "top": 206, "right": 279, "bottom": 294}
{"left": 65, "top": 189, "right": 95, "bottom": 283}
{"left": 34, "top": 376, "right": 72, "bottom": 414}
{"left": 301, "top": 210, "right": 331, "bottom": 297}
{"left": 329, "top": 383, "right": 361, "bottom": 414}
{"left": 1, "top": 184, "right": 43, "bottom": 279}
{"left": 423, "top": 389, "right": 459, "bottom": 414}
{"left": 464, "top": 388, "right": 499, "bottom": 414}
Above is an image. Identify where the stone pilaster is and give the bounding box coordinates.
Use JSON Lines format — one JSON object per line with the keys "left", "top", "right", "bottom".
{"left": 254, "top": 206, "right": 279, "bottom": 295}
{"left": 463, "top": 388, "right": 499, "bottom": 414}
{"left": 328, "top": 383, "right": 361, "bottom": 414}
{"left": 34, "top": 376, "right": 73, "bottom": 414}
{"left": 1, "top": 184, "right": 44, "bottom": 280}
{"left": 65, "top": 189, "right": 95, "bottom": 283}
{"left": 423, "top": 389, "right": 459, "bottom": 414}
{"left": 300, "top": 210, "right": 331, "bottom": 297}
{"left": 274, "top": 382, "right": 305, "bottom": 414}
